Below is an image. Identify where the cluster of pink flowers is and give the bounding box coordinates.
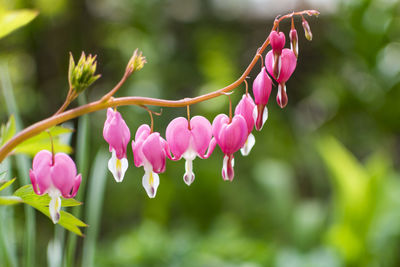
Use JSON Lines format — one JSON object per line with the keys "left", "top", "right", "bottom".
{"left": 29, "top": 27, "right": 299, "bottom": 223}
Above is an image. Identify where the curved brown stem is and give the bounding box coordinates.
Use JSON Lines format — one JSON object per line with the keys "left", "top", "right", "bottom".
{"left": 0, "top": 10, "right": 318, "bottom": 163}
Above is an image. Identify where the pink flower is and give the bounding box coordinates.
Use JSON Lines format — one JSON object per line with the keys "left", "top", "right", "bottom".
{"left": 103, "top": 108, "right": 131, "bottom": 182}
{"left": 252, "top": 67, "right": 272, "bottom": 131}
{"left": 234, "top": 94, "right": 256, "bottom": 156}
{"left": 269, "top": 30, "right": 286, "bottom": 79}
{"left": 212, "top": 114, "right": 248, "bottom": 181}
{"left": 166, "top": 116, "right": 216, "bottom": 185}
{"left": 29, "top": 150, "right": 82, "bottom": 224}
{"left": 132, "top": 125, "right": 169, "bottom": 198}
{"left": 265, "top": 48, "right": 297, "bottom": 108}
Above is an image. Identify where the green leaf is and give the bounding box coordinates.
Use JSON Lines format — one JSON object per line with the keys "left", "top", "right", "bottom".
{"left": 14, "top": 126, "right": 73, "bottom": 156}
{"left": 0, "top": 9, "right": 39, "bottom": 40}
{"left": 0, "top": 196, "right": 22, "bottom": 205}
{"left": 0, "top": 115, "right": 16, "bottom": 146}
{"left": 0, "top": 178, "right": 16, "bottom": 192}
{"left": 14, "top": 185, "right": 87, "bottom": 236}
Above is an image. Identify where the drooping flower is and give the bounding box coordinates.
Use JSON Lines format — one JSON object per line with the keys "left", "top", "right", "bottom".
{"left": 234, "top": 94, "right": 256, "bottom": 156}
{"left": 166, "top": 116, "right": 216, "bottom": 185}
{"left": 103, "top": 108, "right": 131, "bottom": 183}
{"left": 265, "top": 48, "right": 297, "bottom": 108}
{"left": 29, "top": 150, "right": 82, "bottom": 224}
{"left": 269, "top": 30, "right": 286, "bottom": 79}
{"left": 252, "top": 67, "right": 272, "bottom": 131}
{"left": 132, "top": 125, "right": 169, "bottom": 198}
{"left": 290, "top": 28, "right": 298, "bottom": 58}
{"left": 212, "top": 114, "right": 248, "bottom": 181}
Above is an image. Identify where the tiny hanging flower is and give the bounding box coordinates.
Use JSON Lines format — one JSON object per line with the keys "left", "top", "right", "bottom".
{"left": 265, "top": 48, "right": 297, "bottom": 108}
{"left": 132, "top": 125, "right": 169, "bottom": 198}
{"left": 252, "top": 67, "right": 272, "bottom": 131}
{"left": 234, "top": 94, "right": 256, "bottom": 156}
{"left": 166, "top": 116, "right": 216, "bottom": 185}
{"left": 212, "top": 114, "right": 248, "bottom": 181}
{"left": 269, "top": 30, "right": 286, "bottom": 79}
{"left": 290, "top": 23, "right": 299, "bottom": 58}
{"left": 103, "top": 108, "right": 131, "bottom": 183}
{"left": 29, "top": 150, "right": 82, "bottom": 224}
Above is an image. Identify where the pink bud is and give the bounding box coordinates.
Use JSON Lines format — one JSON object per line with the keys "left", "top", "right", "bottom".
{"left": 103, "top": 108, "right": 131, "bottom": 183}
{"left": 269, "top": 31, "right": 285, "bottom": 55}
{"left": 252, "top": 68, "right": 272, "bottom": 131}
{"left": 166, "top": 116, "right": 216, "bottom": 185}
{"left": 212, "top": 114, "right": 248, "bottom": 181}
{"left": 290, "top": 28, "right": 298, "bottom": 58}
{"left": 132, "top": 125, "right": 169, "bottom": 198}
{"left": 30, "top": 150, "right": 82, "bottom": 223}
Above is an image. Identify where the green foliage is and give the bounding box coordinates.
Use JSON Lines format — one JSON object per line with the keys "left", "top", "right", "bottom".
{"left": 14, "top": 126, "right": 73, "bottom": 156}
{"left": 0, "top": 177, "right": 15, "bottom": 192}
{"left": 0, "top": 9, "right": 38, "bottom": 39}
{"left": 0, "top": 115, "right": 15, "bottom": 146}
{"left": 13, "top": 185, "right": 87, "bottom": 236}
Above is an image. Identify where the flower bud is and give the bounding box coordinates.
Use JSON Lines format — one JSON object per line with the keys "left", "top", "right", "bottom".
{"left": 126, "top": 49, "right": 147, "bottom": 76}
{"left": 290, "top": 28, "right": 298, "bottom": 58}
{"left": 302, "top": 18, "right": 313, "bottom": 41}
{"left": 68, "top": 52, "right": 101, "bottom": 93}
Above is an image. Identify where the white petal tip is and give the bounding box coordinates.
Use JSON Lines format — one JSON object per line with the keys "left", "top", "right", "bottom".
{"left": 108, "top": 152, "right": 129, "bottom": 183}
{"left": 240, "top": 133, "right": 256, "bottom": 156}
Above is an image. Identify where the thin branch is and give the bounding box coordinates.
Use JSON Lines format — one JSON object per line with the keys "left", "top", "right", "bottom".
{"left": 0, "top": 10, "right": 318, "bottom": 163}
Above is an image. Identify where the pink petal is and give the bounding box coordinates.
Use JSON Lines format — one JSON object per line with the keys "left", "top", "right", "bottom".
{"left": 252, "top": 67, "right": 272, "bottom": 106}
{"left": 132, "top": 124, "right": 151, "bottom": 168}
{"left": 142, "top": 133, "right": 167, "bottom": 173}
{"left": 235, "top": 94, "right": 256, "bottom": 134}
{"left": 31, "top": 150, "right": 53, "bottom": 194}
{"left": 190, "top": 116, "right": 212, "bottom": 157}
{"left": 166, "top": 117, "right": 191, "bottom": 159}
{"left": 269, "top": 31, "right": 286, "bottom": 54}
{"left": 212, "top": 114, "right": 230, "bottom": 145}
{"left": 51, "top": 153, "right": 77, "bottom": 197}
{"left": 217, "top": 115, "right": 248, "bottom": 155}
{"left": 266, "top": 49, "right": 297, "bottom": 83}
{"left": 103, "top": 108, "right": 131, "bottom": 159}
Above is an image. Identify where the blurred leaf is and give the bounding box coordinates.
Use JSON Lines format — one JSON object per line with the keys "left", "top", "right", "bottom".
{"left": 14, "top": 185, "right": 82, "bottom": 207}
{"left": 0, "top": 177, "right": 16, "bottom": 192}
{"left": 0, "top": 9, "right": 39, "bottom": 40}
{"left": 0, "top": 196, "right": 22, "bottom": 205}
{"left": 14, "top": 185, "right": 87, "bottom": 236}
{"left": 14, "top": 126, "right": 73, "bottom": 156}
{"left": 0, "top": 115, "right": 16, "bottom": 146}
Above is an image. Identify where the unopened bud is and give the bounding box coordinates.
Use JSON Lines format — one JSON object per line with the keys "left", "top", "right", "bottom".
{"left": 126, "top": 49, "right": 147, "bottom": 76}
{"left": 68, "top": 52, "right": 101, "bottom": 93}
{"left": 290, "top": 28, "right": 298, "bottom": 58}
{"left": 302, "top": 18, "right": 313, "bottom": 41}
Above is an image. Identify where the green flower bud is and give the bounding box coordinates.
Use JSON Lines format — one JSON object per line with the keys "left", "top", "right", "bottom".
{"left": 68, "top": 52, "right": 101, "bottom": 93}
{"left": 126, "top": 49, "right": 147, "bottom": 76}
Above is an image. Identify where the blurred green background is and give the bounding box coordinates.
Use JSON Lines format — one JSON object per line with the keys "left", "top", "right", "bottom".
{"left": 1, "top": 0, "right": 400, "bottom": 266}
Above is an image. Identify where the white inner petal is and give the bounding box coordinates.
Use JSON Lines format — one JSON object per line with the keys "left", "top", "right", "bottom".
{"left": 182, "top": 147, "right": 197, "bottom": 186}
{"left": 142, "top": 163, "right": 160, "bottom": 198}
{"left": 240, "top": 133, "right": 256, "bottom": 156}
{"left": 108, "top": 149, "right": 128, "bottom": 183}
{"left": 48, "top": 187, "right": 61, "bottom": 224}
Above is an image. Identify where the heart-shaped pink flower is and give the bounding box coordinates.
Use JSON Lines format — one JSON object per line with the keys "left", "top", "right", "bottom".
{"left": 30, "top": 150, "right": 82, "bottom": 224}
{"left": 103, "top": 108, "right": 131, "bottom": 182}
{"left": 132, "top": 125, "right": 169, "bottom": 198}
{"left": 266, "top": 48, "right": 297, "bottom": 108}
{"left": 166, "top": 116, "right": 216, "bottom": 185}
{"left": 212, "top": 114, "right": 248, "bottom": 181}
